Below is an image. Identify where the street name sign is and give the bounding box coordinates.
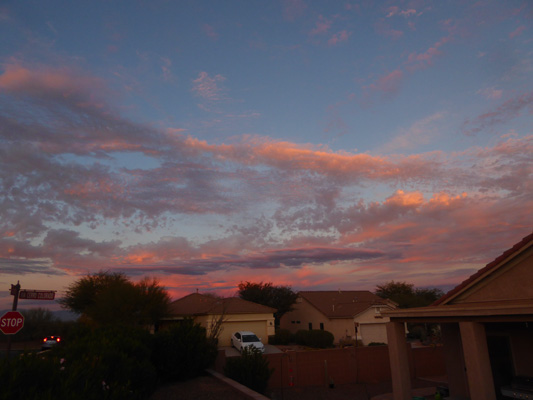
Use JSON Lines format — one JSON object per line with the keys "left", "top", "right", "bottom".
{"left": 18, "top": 290, "right": 56, "bottom": 300}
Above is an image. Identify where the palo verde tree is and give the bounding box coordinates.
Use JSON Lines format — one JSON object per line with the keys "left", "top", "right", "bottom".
{"left": 374, "top": 281, "right": 443, "bottom": 309}
{"left": 59, "top": 271, "right": 170, "bottom": 327}
{"left": 375, "top": 281, "right": 444, "bottom": 342}
{"left": 237, "top": 281, "right": 298, "bottom": 327}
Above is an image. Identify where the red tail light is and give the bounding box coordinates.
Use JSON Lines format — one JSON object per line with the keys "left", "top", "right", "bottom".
{"left": 43, "top": 338, "right": 47, "bottom": 342}
{"left": 57, "top": 338, "right": 61, "bottom": 342}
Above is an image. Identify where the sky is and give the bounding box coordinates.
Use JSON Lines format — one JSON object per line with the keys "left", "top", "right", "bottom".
{"left": 1, "top": 0, "right": 532, "bottom": 312}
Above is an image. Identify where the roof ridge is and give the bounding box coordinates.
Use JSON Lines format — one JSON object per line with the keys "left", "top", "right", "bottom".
{"left": 433, "top": 231, "right": 533, "bottom": 306}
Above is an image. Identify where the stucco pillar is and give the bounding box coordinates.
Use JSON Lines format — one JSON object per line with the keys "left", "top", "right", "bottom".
{"left": 459, "top": 321, "right": 496, "bottom": 400}
{"left": 441, "top": 323, "right": 469, "bottom": 398}
{"left": 386, "top": 321, "right": 411, "bottom": 400}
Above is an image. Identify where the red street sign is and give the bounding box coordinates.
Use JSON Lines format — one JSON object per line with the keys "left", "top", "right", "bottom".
{"left": 18, "top": 290, "right": 56, "bottom": 300}
{"left": 0, "top": 311, "right": 24, "bottom": 335}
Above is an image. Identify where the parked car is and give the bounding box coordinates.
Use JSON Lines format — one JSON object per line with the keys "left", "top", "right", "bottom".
{"left": 42, "top": 335, "right": 61, "bottom": 350}
{"left": 231, "top": 331, "right": 265, "bottom": 353}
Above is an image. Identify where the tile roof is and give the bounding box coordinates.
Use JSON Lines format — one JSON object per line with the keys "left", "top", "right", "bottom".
{"left": 433, "top": 231, "right": 533, "bottom": 306}
{"left": 168, "top": 293, "right": 276, "bottom": 316}
{"left": 298, "top": 290, "right": 393, "bottom": 319}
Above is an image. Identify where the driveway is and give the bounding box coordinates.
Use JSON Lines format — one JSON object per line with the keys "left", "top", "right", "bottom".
{"left": 222, "top": 344, "right": 282, "bottom": 357}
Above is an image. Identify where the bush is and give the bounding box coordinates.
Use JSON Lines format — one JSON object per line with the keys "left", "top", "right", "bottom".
{"left": 0, "top": 324, "right": 157, "bottom": 400}
{"left": 0, "top": 352, "right": 63, "bottom": 400}
{"left": 268, "top": 329, "right": 292, "bottom": 345}
{"left": 224, "top": 347, "right": 273, "bottom": 394}
{"left": 56, "top": 324, "right": 157, "bottom": 400}
{"left": 367, "top": 342, "right": 386, "bottom": 346}
{"left": 294, "top": 329, "right": 334, "bottom": 348}
{"left": 338, "top": 337, "right": 363, "bottom": 348}
{"left": 152, "top": 319, "right": 217, "bottom": 382}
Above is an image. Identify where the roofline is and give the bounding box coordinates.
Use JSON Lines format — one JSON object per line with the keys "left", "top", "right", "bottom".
{"left": 433, "top": 231, "right": 533, "bottom": 306}
{"left": 297, "top": 292, "right": 392, "bottom": 319}
{"left": 384, "top": 299, "right": 533, "bottom": 321}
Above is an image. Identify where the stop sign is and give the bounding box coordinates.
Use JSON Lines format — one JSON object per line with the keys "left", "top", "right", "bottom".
{"left": 0, "top": 311, "right": 24, "bottom": 335}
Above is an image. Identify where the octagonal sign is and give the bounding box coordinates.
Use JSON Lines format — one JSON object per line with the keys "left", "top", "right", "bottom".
{"left": 0, "top": 311, "right": 24, "bottom": 335}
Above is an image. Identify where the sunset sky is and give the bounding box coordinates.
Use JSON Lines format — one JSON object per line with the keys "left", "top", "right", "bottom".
{"left": 1, "top": 1, "right": 532, "bottom": 312}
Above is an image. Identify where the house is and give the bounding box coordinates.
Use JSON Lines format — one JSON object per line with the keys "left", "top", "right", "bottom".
{"left": 384, "top": 231, "right": 533, "bottom": 400}
{"left": 280, "top": 290, "right": 397, "bottom": 345}
{"left": 160, "top": 293, "right": 276, "bottom": 347}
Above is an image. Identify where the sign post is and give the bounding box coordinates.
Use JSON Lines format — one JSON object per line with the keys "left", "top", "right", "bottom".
{"left": 5, "top": 282, "right": 21, "bottom": 356}
{"left": 4, "top": 283, "right": 56, "bottom": 356}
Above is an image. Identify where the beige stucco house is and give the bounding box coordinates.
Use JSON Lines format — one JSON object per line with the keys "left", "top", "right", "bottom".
{"left": 280, "top": 290, "right": 397, "bottom": 345}
{"left": 385, "top": 231, "right": 533, "bottom": 400}
{"left": 160, "top": 293, "right": 276, "bottom": 347}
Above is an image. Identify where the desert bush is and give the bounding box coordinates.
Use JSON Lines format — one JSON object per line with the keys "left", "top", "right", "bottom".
{"left": 55, "top": 324, "right": 157, "bottom": 400}
{"left": 338, "top": 337, "right": 364, "bottom": 347}
{"left": 0, "top": 352, "right": 62, "bottom": 400}
{"left": 152, "top": 319, "right": 217, "bottom": 382}
{"left": 224, "top": 347, "right": 273, "bottom": 394}
{"left": 0, "top": 324, "right": 157, "bottom": 400}
{"left": 268, "top": 328, "right": 292, "bottom": 345}
{"left": 294, "top": 329, "right": 334, "bottom": 348}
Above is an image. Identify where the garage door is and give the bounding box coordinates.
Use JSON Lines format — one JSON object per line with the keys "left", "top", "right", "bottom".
{"left": 219, "top": 321, "right": 268, "bottom": 347}
{"left": 359, "top": 323, "right": 388, "bottom": 345}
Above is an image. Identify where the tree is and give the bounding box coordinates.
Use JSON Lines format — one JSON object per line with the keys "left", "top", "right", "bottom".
{"left": 375, "top": 281, "right": 444, "bottom": 343}
{"left": 375, "top": 281, "right": 443, "bottom": 309}
{"left": 237, "top": 281, "right": 298, "bottom": 327}
{"left": 59, "top": 271, "right": 170, "bottom": 327}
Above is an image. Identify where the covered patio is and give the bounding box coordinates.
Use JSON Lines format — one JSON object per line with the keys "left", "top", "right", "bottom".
{"left": 384, "top": 232, "right": 533, "bottom": 400}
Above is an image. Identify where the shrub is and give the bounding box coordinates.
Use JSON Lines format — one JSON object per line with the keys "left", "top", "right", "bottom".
{"left": 152, "top": 319, "right": 217, "bottom": 382}
{"left": 269, "top": 329, "right": 292, "bottom": 345}
{"left": 224, "top": 347, "right": 273, "bottom": 394}
{"left": 294, "top": 329, "right": 334, "bottom": 348}
{"left": 367, "top": 342, "right": 387, "bottom": 346}
{"left": 0, "top": 324, "right": 157, "bottom": 400}
{"left": 0, "top": 352, "right": 62, "bottom": 400}
{"left": 56, "top": 324, "right": 157, "bottom": 400}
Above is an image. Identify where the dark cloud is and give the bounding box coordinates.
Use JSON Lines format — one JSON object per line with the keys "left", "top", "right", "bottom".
{"left": 0, "top": 258, "right": 63, "bottom": 275}
{"left": 463, "top": 92, "right": 533, "bottom": 135}
{"left": 114, "top": 246, "right": 385, "bottom": 276}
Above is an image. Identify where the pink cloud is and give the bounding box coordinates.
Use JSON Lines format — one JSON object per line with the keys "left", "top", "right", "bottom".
{"left": 0, "top": 63, "right": 105, "bottom": 103}
{"left": 386, "top": 7, "right": 417, "bottom": 18}
{"left": 375, "top": 19, "right": 404, "bottom": 40}
{"left": 202, "top": 23, "right": 219, "bottom": 40}
{"left": 478, "top": 87, "right": 503, "bottom": 100}
{"left": 328, "top": 30, "right": 351, "bottom": 46}
{"left": 364, "top": 69, "right": 404, "bottom": 98}
{"left": 406, "top": 36, "right": 451, "bottom": 70}
{"left": 385, "top": 6, "right": 399, "bottom": 18}
{"left": 191, "top": 71, "right": 227, "bottom": 101}
{"left": 310, "top": 15, "right": 332, "bottom": 35}
{"left": 399, "top": 9, "right": 417, "bottom": 17}
{"left": 509, "top": 25, "right": 526, "bottom": 39}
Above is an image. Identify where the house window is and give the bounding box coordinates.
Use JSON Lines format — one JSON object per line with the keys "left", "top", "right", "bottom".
{"left": 320, "top": 323, "right": 324, "bottom": 331}
{"left": 308, "top": 322, "right": 313, "bottom": 330}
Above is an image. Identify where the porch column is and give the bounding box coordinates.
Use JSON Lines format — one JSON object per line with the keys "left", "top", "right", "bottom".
{"left": 459, "top": 321, "right": 496, "bottom": 400}
{"left": 441, "top": 323, "right": 469, "bottom": 398}
{"left": 386, "top": 321, "right": 411, "bottom": 400}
